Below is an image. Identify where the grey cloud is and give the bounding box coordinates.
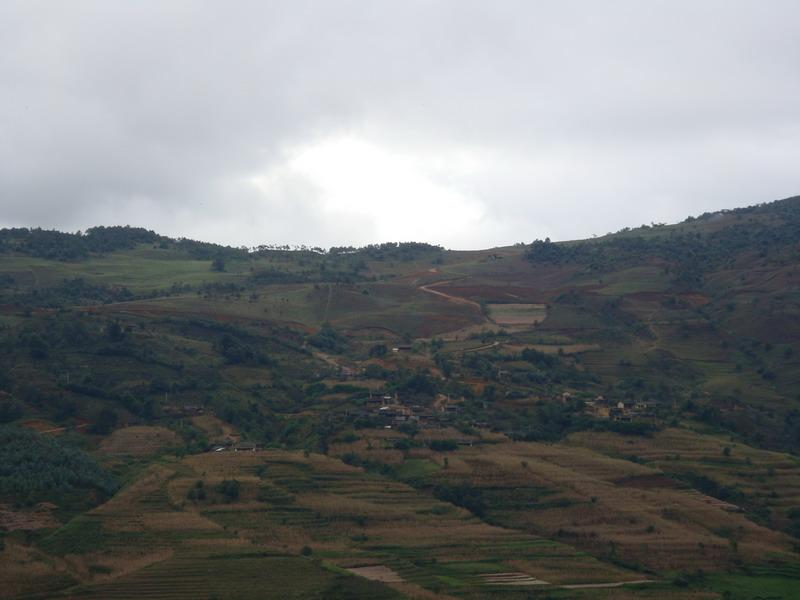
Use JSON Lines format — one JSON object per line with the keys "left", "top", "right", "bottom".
{"left": 1, "top": 1, "right": 799, "bottom": 248}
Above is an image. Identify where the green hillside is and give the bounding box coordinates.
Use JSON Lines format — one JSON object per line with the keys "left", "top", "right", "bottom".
{"left": 2, "top": 197, "right": 800, "bottom": 599}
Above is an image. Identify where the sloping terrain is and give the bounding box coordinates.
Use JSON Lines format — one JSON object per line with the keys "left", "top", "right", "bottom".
{"left": 2, "top": 198, "right": 800, "bottom": 598}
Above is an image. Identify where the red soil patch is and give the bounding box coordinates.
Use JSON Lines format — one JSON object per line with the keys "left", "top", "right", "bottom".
{"left": 681, "top": 293, "right": 711, "bottom": 307}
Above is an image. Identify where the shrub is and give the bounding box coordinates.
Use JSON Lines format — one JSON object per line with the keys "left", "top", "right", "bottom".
{"left": 216, "top": 479, "right": 240, "bottom": 502}
{"left": 428, "top": 440, "right": 458, "bottom": 452}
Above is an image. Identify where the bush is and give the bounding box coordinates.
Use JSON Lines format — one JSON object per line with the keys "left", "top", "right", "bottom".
{"left": 433, "top": 484, "right": 486, "bottom": 518}
{"left": 428, "top": 440, "right": 458, "bottom": 452}
{"left": 0, "top": 399, "right": 23, "bottom": 424}
{"left": 91, "top": 408, "right": 118, "bottom": 435}
{"left": 308, "top": 322, "right": 347, "bottom": 353}
{"left": 216, "top": 479, "right": 240, "bottom": 502}
{"left": 368, "top": 344, "right": 388, "bottom": 358}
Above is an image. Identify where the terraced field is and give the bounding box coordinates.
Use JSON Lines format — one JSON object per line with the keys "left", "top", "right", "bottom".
{"left": 567, "top": 428, "right": 800, "bottom": 528}
{"left": 99, "top": 426, "right": 181, "bottom": 457}
{"left": 70, "top": 553, "right": 397, "bottom": 600}
{"left": 20, "top": 450, "right": 669, "bottom": 599}
{"left": 332, "top": 437, "right": 799, "bottom": 574}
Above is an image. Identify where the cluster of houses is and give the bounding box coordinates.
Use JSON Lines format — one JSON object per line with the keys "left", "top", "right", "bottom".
{"left": 162, "top": 404, "right": 205, "bottom": 417}
{"left": 349, "top": 393, "right": 463, "bottom": 428}
{"left": 210, "top": 439, "right": 260, "bottom": 453}
{"left": 583, "top": 395, "right": 657, "bottom": 421}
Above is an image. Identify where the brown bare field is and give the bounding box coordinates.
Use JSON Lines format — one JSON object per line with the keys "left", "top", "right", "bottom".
{"left": 0, "top": 539, "right": 76, "bottom": 600}
{"left": 0, "top": 503, "right": 60, "bottom": 531}
{"left": 98, "top": 426, "right": 180, "bottom": 457}
{"left": 489, "top": 303, "right": 547, "bottom": 326}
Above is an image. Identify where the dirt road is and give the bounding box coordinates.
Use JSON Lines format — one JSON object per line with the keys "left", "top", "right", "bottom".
{"left": 418, "top": 280, "right": 484, "bottom": 313}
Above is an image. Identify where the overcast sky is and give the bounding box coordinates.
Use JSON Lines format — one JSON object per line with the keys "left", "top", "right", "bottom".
{"left": 1, "top": 1, "right": 799, "bottom": 249}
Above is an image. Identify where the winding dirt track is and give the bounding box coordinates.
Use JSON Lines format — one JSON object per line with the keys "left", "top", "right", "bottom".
{"left": 418, "top": 280, "right": 484, "bottom": 312}
{"left": 36, "top": 423, "right": 89, "bottom": 434}
{"left": 417, "top": 279, "right": 506, "bottom": 342}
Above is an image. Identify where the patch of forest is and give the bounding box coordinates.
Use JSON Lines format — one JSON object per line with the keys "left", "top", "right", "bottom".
{"left": 0, "top": 426, "right": 117, "bottom": 510}
{"left": 526, "top": 195, "right": 800, "bottom": 288}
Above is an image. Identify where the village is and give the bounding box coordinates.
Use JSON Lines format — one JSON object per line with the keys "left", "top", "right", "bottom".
{"left": 578, "top": 394, "right": 658, "bottom": 422}
{"left": 348, "top": 391, "right": 464, "bottom": 428}
{"left": 205, "top": 390, "right": 659, "bottom": 454}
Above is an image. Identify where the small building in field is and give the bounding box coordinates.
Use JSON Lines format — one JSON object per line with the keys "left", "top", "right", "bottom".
{"left": 233, "top": 441, "right": 257, "bottom": 452}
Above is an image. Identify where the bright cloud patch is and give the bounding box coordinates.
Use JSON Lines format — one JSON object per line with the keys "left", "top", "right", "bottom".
{"left": 251, "top": 137, "right": 489, "bottom": 248}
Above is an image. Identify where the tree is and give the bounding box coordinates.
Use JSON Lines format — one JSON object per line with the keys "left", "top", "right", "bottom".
{"left": 106, "top": 320, "right": 124, "bottom": 342}
{"left": 0, "top": 399, "right": 23, "bottom": 424}
{"left": 28, "top": 335, "right": 49, "bottom": 359}
{"left": 211, "top": 255, "right": 226, "bottom": 272}
{"left": 368, "top": 344, "right": 388, "bottom": 358}
{"left": 216, "top": 479, "right": 240, "bottom": 502}
{"left": 92, "top": 408, "right": 118, "bottom": 435}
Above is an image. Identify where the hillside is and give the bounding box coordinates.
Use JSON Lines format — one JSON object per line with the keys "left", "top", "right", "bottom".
{"left": 2, "top": 196, "right": 800, "bottom": 599}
